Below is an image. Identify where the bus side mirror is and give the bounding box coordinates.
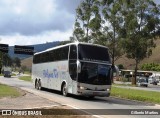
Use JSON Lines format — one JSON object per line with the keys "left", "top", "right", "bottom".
{"left": 77, "top": 60, "right": 81, "bottom": 73}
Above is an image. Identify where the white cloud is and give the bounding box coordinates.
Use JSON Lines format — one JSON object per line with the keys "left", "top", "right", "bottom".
{"left": 0, "top": 29, "right": 73, "bottom": 46}
{"left": 0, "top": 0, "right": 159, "bottom": 47}
{"left": 0, "top": 0, "right": 81, "bottom": 46}
{"left": 0, "top": 0, "right": 77, "bottom": 36}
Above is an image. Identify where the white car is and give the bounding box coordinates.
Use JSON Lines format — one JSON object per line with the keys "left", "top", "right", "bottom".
{"left": 137, "top": 77, "right": 148, "bottom": 87}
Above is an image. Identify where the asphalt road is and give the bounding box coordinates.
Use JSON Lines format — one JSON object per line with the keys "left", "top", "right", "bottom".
{"left": 0, "top": 76, "right": 160, "bottom": 118}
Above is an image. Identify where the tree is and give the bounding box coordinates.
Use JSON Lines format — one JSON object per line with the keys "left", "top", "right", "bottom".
{"left": 74, "top": 0, "right": 124, "bottom": 61}
{"left": 101, "top": 0, "right": 124, "bottom": 64}
{"left": 141, "top": 63, "right": 160, "bottom": 71}
{"left": 120, "top": 0, "right": 160, "bottom": 85}
{"left": 13, "top": 57, "right": 21, "bottom": 69}
{"left": 0, "top": 52, "right": 3, "bottom": 74}
{"left": 0, "top": 53, "right": 13, "bottom": 73}
{"left": 2, "top": 54, "right": 12, "bottom": 66}
{"left": 118, "top": 64, "right": 125, "bottom": 69}
{"left": 100, "top": 0, "right": 125, "bottom": 83}
{"left": 73, "top": 0, "right": 101, "bottom": 42}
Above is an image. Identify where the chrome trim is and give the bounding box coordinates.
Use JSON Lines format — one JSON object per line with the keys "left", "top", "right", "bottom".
{"left": 79, "top": 60, "right": 112, "bottom": 65}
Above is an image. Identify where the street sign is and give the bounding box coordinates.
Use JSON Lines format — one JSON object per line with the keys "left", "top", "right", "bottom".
{"left": 14, "top": 45, "right": 34, "bottom": 55}
{"left": 0, "top": 44, "right": 9, "bottom": 53}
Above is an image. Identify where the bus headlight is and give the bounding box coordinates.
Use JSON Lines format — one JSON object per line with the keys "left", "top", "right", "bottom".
{"left": 106, "top": 89, "right": 110, "bottom": 91}
{"left": 80, "top": 86, "right": 86, "bottom": 90}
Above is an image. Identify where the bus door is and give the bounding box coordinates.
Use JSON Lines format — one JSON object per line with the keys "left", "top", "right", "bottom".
{"left": 69, "top": 45, "right": 77, "bottom": 94}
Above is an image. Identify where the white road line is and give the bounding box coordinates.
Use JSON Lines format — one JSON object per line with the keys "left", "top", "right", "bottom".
{"left": 65, "top": 104, "right": 108, "bottom": 118}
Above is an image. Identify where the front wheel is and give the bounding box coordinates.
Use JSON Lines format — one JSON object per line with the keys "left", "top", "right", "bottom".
{"left": 35, "top": 80, "right": 39, "bottom": 90}
{"left": 35, "top": 80, "right": 41, "bottom": 90}
{"left": 62, "top": 84, "right": 68, "bottom": 96}
{"left": 38, "top": 80, "right": 42, "bottom": 90}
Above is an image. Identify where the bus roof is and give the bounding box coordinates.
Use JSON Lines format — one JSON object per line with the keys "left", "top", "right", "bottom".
{"left": 34, "top": 42, "right": 109, "bottom": 55}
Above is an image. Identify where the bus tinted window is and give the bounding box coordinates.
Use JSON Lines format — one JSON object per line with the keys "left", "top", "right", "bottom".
{"left": 33, "top": 46, "right": 69, "bottom": 64}
{"left": 69, "top": 45, "right": 77, "bottom": 59}
{"left": 78, "top": 44, "right": 110, "bottom": 62}
{"left": 61, "top": 46, "right": 69, "bottom": 60}
{"left": 54, "top": 46, "right": 69, "bottom": 61}
{"left": 33, "top": 55, "right": 38, "bottom": 64}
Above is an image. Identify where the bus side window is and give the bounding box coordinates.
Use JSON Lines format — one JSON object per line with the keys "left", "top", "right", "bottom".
{"left": 69, "top": 45, "right": 77, "bottom": 80}
{"left": 69, "top": 45, "right": 77, "bottom": 59}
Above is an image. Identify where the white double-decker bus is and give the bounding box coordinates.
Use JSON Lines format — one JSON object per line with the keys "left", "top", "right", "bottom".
{"left": 32, "top": 42, "right": 112, "bottom": 97}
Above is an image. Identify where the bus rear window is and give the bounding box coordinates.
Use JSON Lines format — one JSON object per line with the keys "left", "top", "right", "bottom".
{"left": 78, "top": 44, "right": 111, "bottom": 63}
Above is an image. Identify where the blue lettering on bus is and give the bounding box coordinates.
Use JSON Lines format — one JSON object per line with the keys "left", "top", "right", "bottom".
{"left": 43, "top": 69, "right": 58, "bottom": 79}
{"left": 53, "top": 69, "right": 58, "bottom": 78}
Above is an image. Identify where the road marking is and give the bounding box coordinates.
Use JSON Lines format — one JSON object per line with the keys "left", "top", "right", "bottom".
{"left": 155, "top": 104, "right": 160, "bottom": 108}
{"left": 65, "top": 104, "right": 107, "bottom": 118}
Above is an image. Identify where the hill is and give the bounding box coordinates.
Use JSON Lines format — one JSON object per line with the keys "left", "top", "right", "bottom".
{"left": 21, "top": 57, "right": 33, "bottom": 69}
{"left": 115, "top": 39, "right": 160, "bottom": 69}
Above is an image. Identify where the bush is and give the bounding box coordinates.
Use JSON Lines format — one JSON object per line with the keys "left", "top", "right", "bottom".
{"left": 122, "top": 78, "right": 128, "bottom": 82}
{"left": 118, "top": 64, "right": 124, "bottom": 69}
{"left": 141, "top": 63, "right": 160, "bottom": 71}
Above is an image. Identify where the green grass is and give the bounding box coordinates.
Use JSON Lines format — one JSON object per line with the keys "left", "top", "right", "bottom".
{"left": 0, "top": 84, "right": 22, "bottom": 98}
{"left": 12, "top": 73, "right": 16, "bottom": 76}
{"left": 113, "top": 83, "right": 133, "bottom": 87}
{"left": 24, "top": 71, "right": 31, "bottom": 75}
{"left": 111, "top": 86, "right": 160, "bottom": 104}
{"left": 19, "top": 76, "right": 31, "bottom": 82}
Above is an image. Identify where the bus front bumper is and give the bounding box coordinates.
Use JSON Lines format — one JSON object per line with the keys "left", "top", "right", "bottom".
{"left": 77, "top": 89, "right": 110, "bottom": 97}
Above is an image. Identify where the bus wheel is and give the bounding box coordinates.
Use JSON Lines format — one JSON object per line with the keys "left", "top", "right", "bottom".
{"left": 38, "top": 80, "right": 42, "bottom": 90}
{"left": 35, "top": 80, "right": 39, "bottom": 90}
{"left": 62, "top": 84, "right": 68, "bottom": 96}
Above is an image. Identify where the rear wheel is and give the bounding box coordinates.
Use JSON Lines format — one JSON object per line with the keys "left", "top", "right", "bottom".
{"left": 35, "top": 80, "right": 39, "bottom": 89}
{"left": 62, "top": 84, "right": 68, "bottom": 96}
{"left": 35, "top": 80, "right": 41, "bottom": 90}
{"left": 38, "top": 80, "right": 42, "bottom": 90}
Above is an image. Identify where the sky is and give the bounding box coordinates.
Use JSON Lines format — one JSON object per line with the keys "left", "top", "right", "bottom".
{"left": 0, "top": 0, "right": 81, "bottom": 46}
{"left": 0, "top": 0, "right": 159, "bottom": 46}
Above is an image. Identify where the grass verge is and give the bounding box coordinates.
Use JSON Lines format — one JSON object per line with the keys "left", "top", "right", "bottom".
{"left": 111, "top": 86, "right": 160, "bottom": 104}
{"left": 113, "top": 83, "right": 133, "bottom": 87}
{"left": 0, "top": 83, "right": 22, "bottom": 98}
{"left": 19, "top": 76, "right": 31, "bottom": 82}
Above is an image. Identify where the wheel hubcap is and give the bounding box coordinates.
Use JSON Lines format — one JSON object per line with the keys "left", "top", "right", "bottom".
{"left": 63, "top": 85, "right": 67, "bottom": 96}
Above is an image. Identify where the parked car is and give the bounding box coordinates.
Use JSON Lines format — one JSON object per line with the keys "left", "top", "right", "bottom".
{"left": 137, "top": 77, "right": 148, "bottom": 87}
{"left": 3, "top": 71, "right": 11, "bottom": 77}
{"left": 2, "top": 66, "right": 12, "bottom": 78}
{"left": 148, "top": 77, "right": 158, "bottom": 85}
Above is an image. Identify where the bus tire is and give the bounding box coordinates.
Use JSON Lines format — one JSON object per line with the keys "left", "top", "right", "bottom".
{"left": 38, "top": 80, "right": 42, "bottom": 90}
{"left": 62, "top": 83, "right": 68, "bottom": 96}
{"left": 35, "top": 79, "right": 39, "bottom": 90}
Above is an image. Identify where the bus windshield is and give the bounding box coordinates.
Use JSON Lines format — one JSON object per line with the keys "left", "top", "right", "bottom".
{"left": 78, "top": 63, "right": 111, "bottom": 85}
{"left": 78, "top": 44, "right": 110, "bottom": 63}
